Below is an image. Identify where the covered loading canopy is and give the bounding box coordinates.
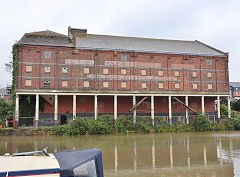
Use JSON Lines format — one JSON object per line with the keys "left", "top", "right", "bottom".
{"left": 54, "top": 148, "right": 104, "bottom": 177}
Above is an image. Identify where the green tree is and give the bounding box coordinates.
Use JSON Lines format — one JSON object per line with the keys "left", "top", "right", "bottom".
{"left": 0, "top": 98, "right": 12, "bottom": 124}
{"left": 231, "top": 100, "right": 240, "bottom": 112}
{"left": 220, "top": 104, "right": 228, "bottom": 116}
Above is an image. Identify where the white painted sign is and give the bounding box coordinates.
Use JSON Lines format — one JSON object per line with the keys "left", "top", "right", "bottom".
{"left": 65, "top": 59, "right": 94, "bottom": 65}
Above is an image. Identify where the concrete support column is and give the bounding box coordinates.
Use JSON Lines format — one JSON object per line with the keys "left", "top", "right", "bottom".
{"left": 15, "top": 94, "right": 19, "bottom": 129}
{"left": 228, "top": 96, "right": 231, "bottom": 118}
{"left": 114, "top": 95, "right": 117, "bottom": 121}
{"left": 73, "top": 95, "right": 76, "bottom": 120}
{"left": 54, "top": 94, "right": 58, "bottom": 126}
{"left": 34, "top": 94, "right": 39, "bottom": 128}
{"left": 133, "top": 96, "right": 136, "bottom": 124}
{"left": 185, "top": 96, "right": 189, "bottom": 124}
{"left": 94, "top": 95, "right": 98, "bottom": 120}
{"left": 201, "top": 96, "right": 205, "bottom": 114}
{"left": 151, "top": 96, "right": 154, "bottom": 126}
{"left": 217, "top": 96, "right": 221, "bottom": 120}
{"left": 168, "top": 96, "right": 172, "bottom": 125}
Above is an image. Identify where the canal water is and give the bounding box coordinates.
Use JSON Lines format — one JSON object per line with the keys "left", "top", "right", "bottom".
{"left": 1, "top": 132, "right": 240, "bottom": 177}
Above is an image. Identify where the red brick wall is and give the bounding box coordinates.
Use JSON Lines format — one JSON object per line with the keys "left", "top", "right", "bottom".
{"left": 17, "top": 45, "right": 229, "bottom": 93}
{"left": 40, "top": 95, "right": 216, "bottom": 114}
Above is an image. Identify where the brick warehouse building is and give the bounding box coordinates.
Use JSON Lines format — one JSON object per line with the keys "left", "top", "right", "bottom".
{"left": 14, "top": 27, "right": 231, "bottom": 127}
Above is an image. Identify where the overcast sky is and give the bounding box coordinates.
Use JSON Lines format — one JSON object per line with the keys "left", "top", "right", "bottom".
{"left": 0, "top": 0, "right": 239, "bottom": 88}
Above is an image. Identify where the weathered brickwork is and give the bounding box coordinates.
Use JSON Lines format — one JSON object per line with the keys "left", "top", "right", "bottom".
{"left": 17, "top": 46, "right": 229, "bottom": 93}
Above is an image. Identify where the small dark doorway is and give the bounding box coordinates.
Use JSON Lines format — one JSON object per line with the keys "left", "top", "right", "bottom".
{"left": 60, "top": 115, "right": 68, "bottom": 125}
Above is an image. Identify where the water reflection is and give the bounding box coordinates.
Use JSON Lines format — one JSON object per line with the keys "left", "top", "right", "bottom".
{"left": 1, "top": 132, "right": 240, "bottom": 177}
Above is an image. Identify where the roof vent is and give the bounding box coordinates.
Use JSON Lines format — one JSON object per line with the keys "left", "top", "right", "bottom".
{"left": 70, "top": 27, "right": 87, "bottom": 36}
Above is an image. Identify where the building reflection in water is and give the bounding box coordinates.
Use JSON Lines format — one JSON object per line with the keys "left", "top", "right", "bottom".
{"left": 1, "top": 133, "right": 240, "bottom": 177}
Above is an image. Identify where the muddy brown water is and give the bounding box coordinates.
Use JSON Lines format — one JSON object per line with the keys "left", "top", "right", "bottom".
{"left": 1, "top": 132, "right": 240, "bottom": 177}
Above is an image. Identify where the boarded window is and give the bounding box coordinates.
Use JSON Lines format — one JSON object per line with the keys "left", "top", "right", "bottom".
{"left": 174, "top": 71, "right": 180, "bottom": 77}
{"left": 175, "top": 82, "right": 180, "bottom": 89}
{"left": 193, "top": 83, "right": 198, "bottom": 89}
{"left": 44, "top": 80, "right": 50, "bottom": 87}
{"left": 121, "top": 81, "right": 127, "bottom": 88}
{"left": 83, "top": 81, "right": 89, "bottom": 88}
{"left": 121, "top": 54, "right": 127, "bottom": 62}
{"left": 25, "top": 79, "right": 32, "bottom": 87}
{"left": 44, "top": 65, "right": 51, "bottom": 73}
{"left": 44, "top": 51, "right": 51, "bottom": 59}
{"left": 62, "top": 81, "right": 68, "bottom": 87}
{"left": 142, "top": 82, "right": 147, "bottom": 89}
{"left": 192, "top": 71, "right": 197, "bottom": 78}
{"left": 121, "top": 68, "right": 127, "bottom": 75}
{"left": 141, "top": 69, "right": 147, "bottom": 76}
{"left": 158, "top": 70, "right": 163, "bottom": 77}
{"left": 26, "top": 65, "right": 32, "bottom": 72}
{"left": 83, "top": 67, "right": 89, "bottom": 74}
{"left": 84, "top": 81, "right": 89, "bottom": 88}
{"left": 207, "top": 59, "right": 212, "bottom": 66}
{"left": 103, "top": 81, "right": 109, "bottom": 88}
{"left": 103, "top": 68, "right": 109, "bottom": 75}
{"left": 62, "top": 66, "right": 68, "bottom": 74}
{"left": 159, "top": 82, "right": 163, "bottom": 89}
{"left": 207, "top": 72, "right": 212, "bottom": 78}
{"left": 208, "top": 83, "right": 213, "bottom": 90}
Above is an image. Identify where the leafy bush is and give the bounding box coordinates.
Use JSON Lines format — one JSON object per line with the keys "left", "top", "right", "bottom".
{"left": 192, "top": 114, "right": 213, "bottom": 132}
{"left": 232, "top": 118, "right": 240, "bottom": 130}
{"left": 53, "top": 114, "right": 240, "bottom": 136}
{"left": 135, "top": 121, "right": 151, "bottom": 133}
{"left": 115, "top": 116, "right": 134, "bottom": 133}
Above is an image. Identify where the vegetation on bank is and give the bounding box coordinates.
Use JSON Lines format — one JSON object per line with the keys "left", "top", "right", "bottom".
{"left": 53, "top": 114, "right": 240, "bottom": 136}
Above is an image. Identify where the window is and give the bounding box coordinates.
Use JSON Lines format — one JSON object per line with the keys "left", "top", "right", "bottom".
{"left": 103, "top": 81, "right": 109, "bottom": 88}
{"left": 83, "top": 67, "right": 89, "bottom": 74}
{"left": 175, "top": 82, "right": 180, "bottom": 89}
{"left": 44, "top": 50, "right": 51, "bottom": 59}
{"left": 206, "top": 59, "right": 212, "bottom": 66}
{"left": 44, "top": 65, "right": 51, "bottom": 73}
{"left": 141, "top": 69, "right": 147, "bottom": 76}
{"left": 62, "top": 66, "right": 68, "bottom": 74}
{"left": 236, "top": 88, "right": 239, "bottom": 91}
{"left": 121, "top": 68, "right": 127, "bottom": 75}
{"left": 174, "top": 71, "right": 180, "bottom": 77}
{"left": 159, "top": 82, "right": 163, "bottom": 89}
{"left": 192, "top": 71, "right": 197, "bottom": 78}
{"left": 84, "top": 81, "right": 89, "bottom": 88}
{"left": 26, "top": 65, "right": 32, "bottom": 73}
{"left": 103, "top": 68, "right": 109, "bottom": 75}
{"left": 158, "top": 70, "right": 163, "bottom": 77}
{"left": 121, "top": 81, "right": 127, "bottom": 88}
{"left": 62, "top": 81, "right": 68, "bottom": 87}
{"left": 207, "top": 72, "right": 212, "bottom": 78}
{"left": 25, "top": 79, "right": 32, "bottom": 87}
{"left": 121, "top": 54, "right": 127, "bottom": 62}
{"left": 142, "top": 82, "right": 147, "bottom": 89}
{"left": 208, "top": 83, "right": 212, "bottom": 90}
{"left": 193, "top": 83, "right": 198, "bottom": 89}
{"left": 236, "top": 92, "right": 239, "bottom": 95}
{"left": 44, "top": 79, "right": 50, "bottom": 87}
{"left": 73, "top": 160, "right": 97, "bottom": 177}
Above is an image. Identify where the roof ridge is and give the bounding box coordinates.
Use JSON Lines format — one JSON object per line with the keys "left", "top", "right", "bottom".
{"left": 25, "top": 30, "right": 68, "bottom": 38}
{"left": 83, "top": 34, "right": 195, "bottom": 43}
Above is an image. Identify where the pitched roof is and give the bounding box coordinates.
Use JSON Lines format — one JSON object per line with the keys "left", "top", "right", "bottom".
{"left": 17, "top": 30, "right": 72, "bottom": 47}
{"left": 76, "top": 34, "right": 226, "bottom": 56}
{"left": 230, "top": 82, "right": 240, "bottom": 88}
{"left": 17, "top": 29, "right": 227, "bottom": 57}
